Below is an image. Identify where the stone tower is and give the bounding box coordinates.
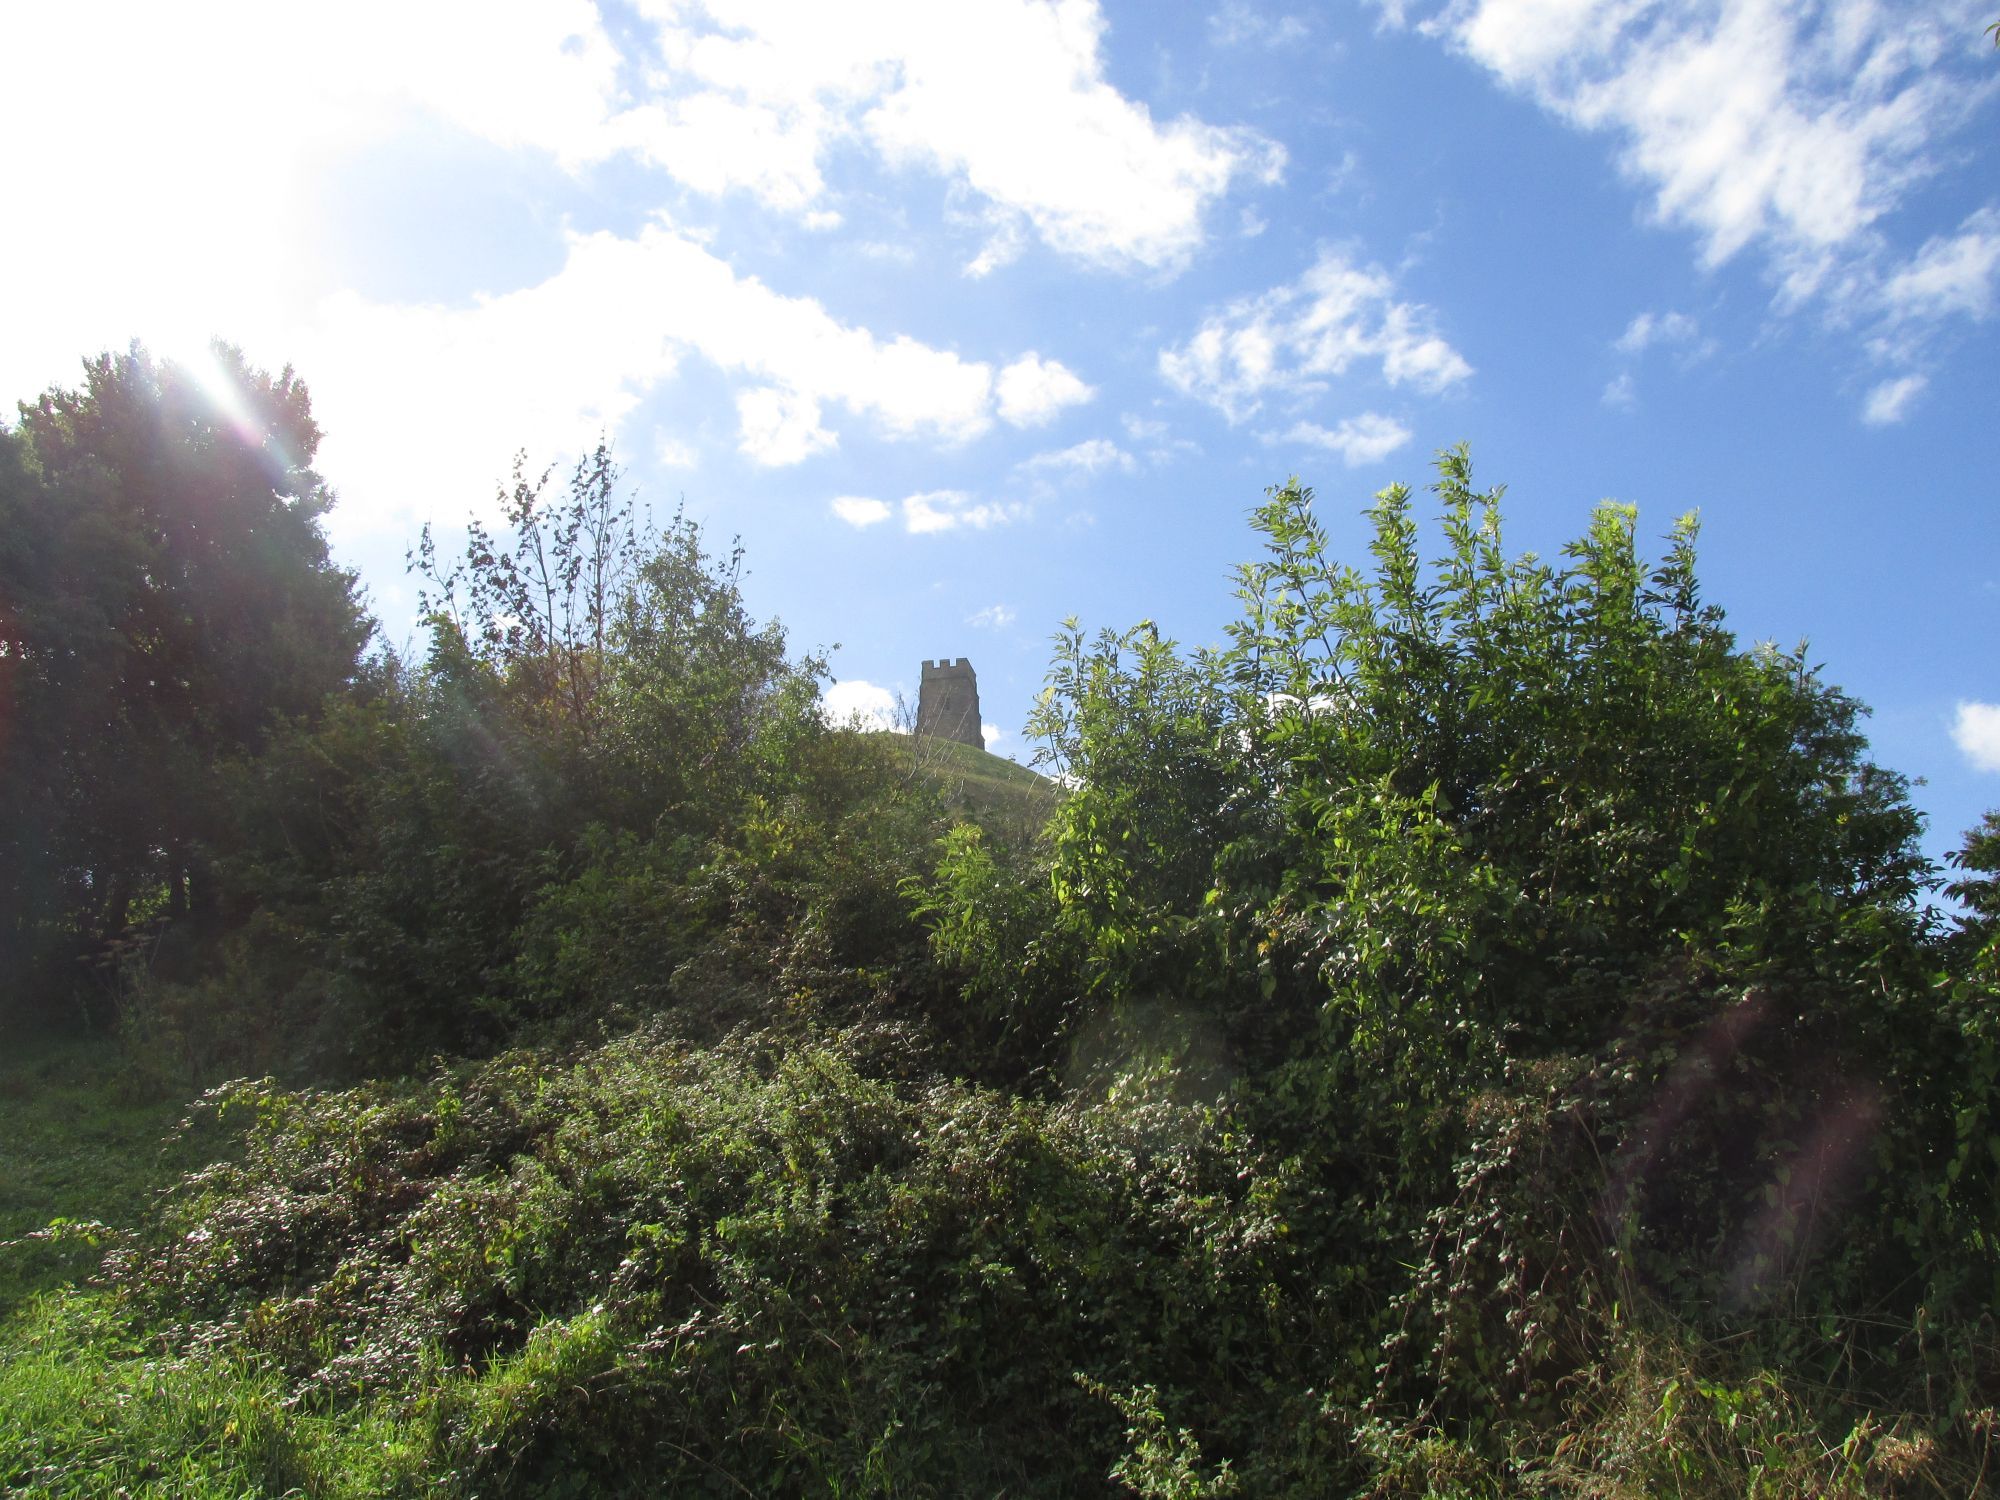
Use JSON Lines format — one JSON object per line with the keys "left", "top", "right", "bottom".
{"left": 916, "top": 658, "right": 983, "bottom": 748}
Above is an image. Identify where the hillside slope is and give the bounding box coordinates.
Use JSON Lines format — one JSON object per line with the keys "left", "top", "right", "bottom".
{"left": 868, "top": 730, "right": 1057, "bottom": 843}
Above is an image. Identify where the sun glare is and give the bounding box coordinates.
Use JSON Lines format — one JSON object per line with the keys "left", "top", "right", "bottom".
{"left": 167, "top": 340, "right": 266, "bottom": 445}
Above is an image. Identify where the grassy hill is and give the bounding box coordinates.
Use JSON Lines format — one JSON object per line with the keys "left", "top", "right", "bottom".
{"left": 869, "top": 730, "right": 1058, "bottom": 843}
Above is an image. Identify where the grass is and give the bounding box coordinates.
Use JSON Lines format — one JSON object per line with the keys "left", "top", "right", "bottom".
{"left": 0, "top": 1031, "right": 194, "bottom": 1318}
{"left": 877, "top": 731, "right": 1057, "bottom": 843}
{"left": 0, "top": 1292, "right": 422, "bottom": 1498}
{"left": 0, "top": 1031, "right": 423, "bottom": 1498}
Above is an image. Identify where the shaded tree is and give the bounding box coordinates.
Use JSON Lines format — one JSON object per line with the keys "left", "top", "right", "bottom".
{"left": 0, "top": 344, "right": 369, "bottom": 1026}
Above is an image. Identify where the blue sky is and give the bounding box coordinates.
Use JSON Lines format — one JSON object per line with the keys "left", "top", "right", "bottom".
{"left": 5, "top": 0, "right": 1998, "bottom": 869}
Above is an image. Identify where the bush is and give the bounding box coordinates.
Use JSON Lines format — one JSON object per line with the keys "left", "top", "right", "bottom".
{"left": 99, "top": 1029, "right": 1310, "bottom": 1495}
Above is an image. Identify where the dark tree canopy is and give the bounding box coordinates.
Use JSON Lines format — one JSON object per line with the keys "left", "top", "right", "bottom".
{"left": 0, "top": 344, "right": 369, "bottom": 1023}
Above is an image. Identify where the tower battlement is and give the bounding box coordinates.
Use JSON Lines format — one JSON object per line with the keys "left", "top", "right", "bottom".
{"left": 916, "top": 657, "right": 982, "bottom": 747}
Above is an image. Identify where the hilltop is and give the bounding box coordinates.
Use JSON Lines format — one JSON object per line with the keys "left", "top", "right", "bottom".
{"left": 871, "top": 730, "right": 1057, "bottom": 840}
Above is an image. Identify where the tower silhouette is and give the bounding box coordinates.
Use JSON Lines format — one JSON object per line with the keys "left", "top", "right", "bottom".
{"left": 916, "top": 658, "right": 982, "bottom": 748}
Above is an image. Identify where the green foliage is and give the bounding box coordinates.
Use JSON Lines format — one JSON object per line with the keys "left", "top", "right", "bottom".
{"left": 1085, "top": 1380, "right": 1242, "bottom": 1498}
{"left": 12, "top": 425, "right": 2000, "bottom": 1495}
{"left": 925, "top": 448, "right": 1997, "bottom": 1476}
{"left": 880, "top": 728, "right": 1057, "bottom": 847}
{"left": 0, "top": 345, "right": 368, "bottom": 1029}
{"left": 83, "top": 1030, "right": 1296, "bottom": 1495}
{"left": 911, "top": 824, "right": 1080, "bottom": 1084}
{"left": 1227, "top": 452, "right": 1928, "bottom": 1034}
{"left": 194, "top": 456, "right": 897, "bottom": 1073}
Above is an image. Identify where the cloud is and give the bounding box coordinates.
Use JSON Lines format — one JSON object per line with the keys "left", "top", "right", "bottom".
{"left": 1210, "top": 1, "right": 1311, "bottom": 48}
{"left": 0, "top": 0, "right": 1271, "bottom": 533}
{"left": 1954, "top": 701, "right": 2000, "bottom": 772}
{"left": 9, "top": 194, "right": 1020, "bottom": 539}
{"left": 831, "top": 489, "right": 1026, "bottom": 535}
{"left": 613, "top": 93, "right": 829, "bottom": 212}
{"left": 0, "top": 0, "right": 630, "bottom": 412}
{"left": 855, "top": 240, "right": 919, "bottom": 266}
{"left": 1378, "top": 0, "right": 1995, "bottom": 398}
{"left": 1880, "top": 207, "right": 2000, "bottom": 323}
{"left": 997, "top": 354, "right": 1096, "bottom": 427}
{"left": 1616, "top": 309, "right": 1702, "bottom": 354}
{"left": 1119, "top": 412, "right": 1202, "bottom": 465}
{"left": 1606, "top": 308, "right": 1715, "bottom": 406}
{"left": 1390, "top": 1, "right": 1981, "bottom": 288}
{"left": 1862, "top": 373, "right": 1927, "bottom": 425}
{"left": 1019, "top": 438, "right": 1138, "bottom": 478}
{"left": 824, "top": 678, "right": 903, "bottom": 731}
{"left": 1160, "top": 249, "right": 1472, "bottom": 421}
{"left": 1280, "top": 413, "right": 1412, "bottom": 466}
{"left": 831, "top": 496, "right": 893, "bottom": 527}
{"left": 656, "top": 436, "right": 700, "bottom": 468}
{"left": 737, "top": 385, "right": 837, "bottom": 465}
{"left": 287, "top": 220, "right": 1021, "bottom": 537}
{"left": 631, "top": 0, "right": 1285, "bottom": 272}
{"left": 982, "top": 723, "right": 1006, "bottom": 749}
{"left": 969, "top": 603, "right": 1017, "bottom": 628}
{"left": 965, "top": 224, "right": 1029, "bottom": 278}
{"left": 902, "top": 490, "right": 1024, "bottom": 534}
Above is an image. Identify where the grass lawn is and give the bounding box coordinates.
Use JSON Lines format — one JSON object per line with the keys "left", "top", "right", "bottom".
{"left": 0, "top": 1031, "right": 194, "bottom": 1317}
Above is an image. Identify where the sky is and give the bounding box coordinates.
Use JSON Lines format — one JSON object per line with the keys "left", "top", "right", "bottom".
{"left": 3, "top": 0, "right": 1998, "bottom": 872}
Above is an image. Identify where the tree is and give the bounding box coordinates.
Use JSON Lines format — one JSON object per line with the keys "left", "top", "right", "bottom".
{"left": 0, "top": 343, "right": 369, "bottom": 1026}
{"left": 946, "top": 453, "right": 1998, "bottom": 1433}
{"left": 218, "top": 450, "right": 839, "bottom": 1064}
{"left": 1007, "top": 450, "right": 1931, "bottom": 1080}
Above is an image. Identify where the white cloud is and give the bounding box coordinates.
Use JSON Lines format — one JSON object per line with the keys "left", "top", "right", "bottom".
{"left": 996, "top": 354, "right": 1097, "bottom": 427}
{"left": 1280, "top": 413, "right": 1412, "bottom": 466}
{"left": 613, "top": 93, "right": 829, "bottom": 213}
{"left": 737, "top": 385, "right": 838, "bottom": 465}
{"left": 656, "top": 436, "right": 700, "bottom": 468}
{"left": 1379, "top": 0, "right": 1995, "bottom": 394}
{"left": 831, "top": 496, "right": 893, "bottom": 527}
{"left": 631, "top": 0, "right": 1285, "bottom": 272}
{"left": 1211, "top": 1, "right": 1311, "bottom": 48}
{"left": 969, "top": 604, "right": 1017, "bottom": 628}
{"left": 1119, "top": 412, "right": 1201, "bottom": 465}
{"left": 856, "top": 240, "right": 919, "bottom": 266}
{"left": 829, "top": 490, "right": 1025, "bottom": 535}
{"left": 824, "top": 679, "right": 903, "bottom": 731}
{"left": 1881, "top": 207, "right": 2000, "bottom": 323}
{"left": 1602, "top": 371, "right": 1639, "bottom": 409}
{"left": 0, "top": 0, "right": 629, "bottom": 411}
{"left": 287, "top": 221, "right": 1013, "bottom": 536}
{"left": 964, "top": 215, "right": 1030, "bottom": 279}
{"left": 1160, "top": 249, "right": 1472, "bottom": 422}
{"left": 1394, "top": 0, "right": 1980, "bottom": 288}
{"left": 1862, "top": 372, "right": 1927, "bottom": 425}
{"left": 982, "top": 723, "right": 1006, "bottom": 749}
{"left": 1020, "top": 438, "right": 1138, "bottom": 477}
{"left": 1616, "top": 309, "right": 1702, "bottom": 353}
{"left": 902, "top": 490, "right": 1024, "bottom": 533}
{"left": 0, "top": 0, "right": 1271, "bottom": 530}
{"left": 1953, "top": 701, "right": 2000, "bottom": 772}
{"left": 947, "top": 186, "right": 1033, "bottom": 278}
